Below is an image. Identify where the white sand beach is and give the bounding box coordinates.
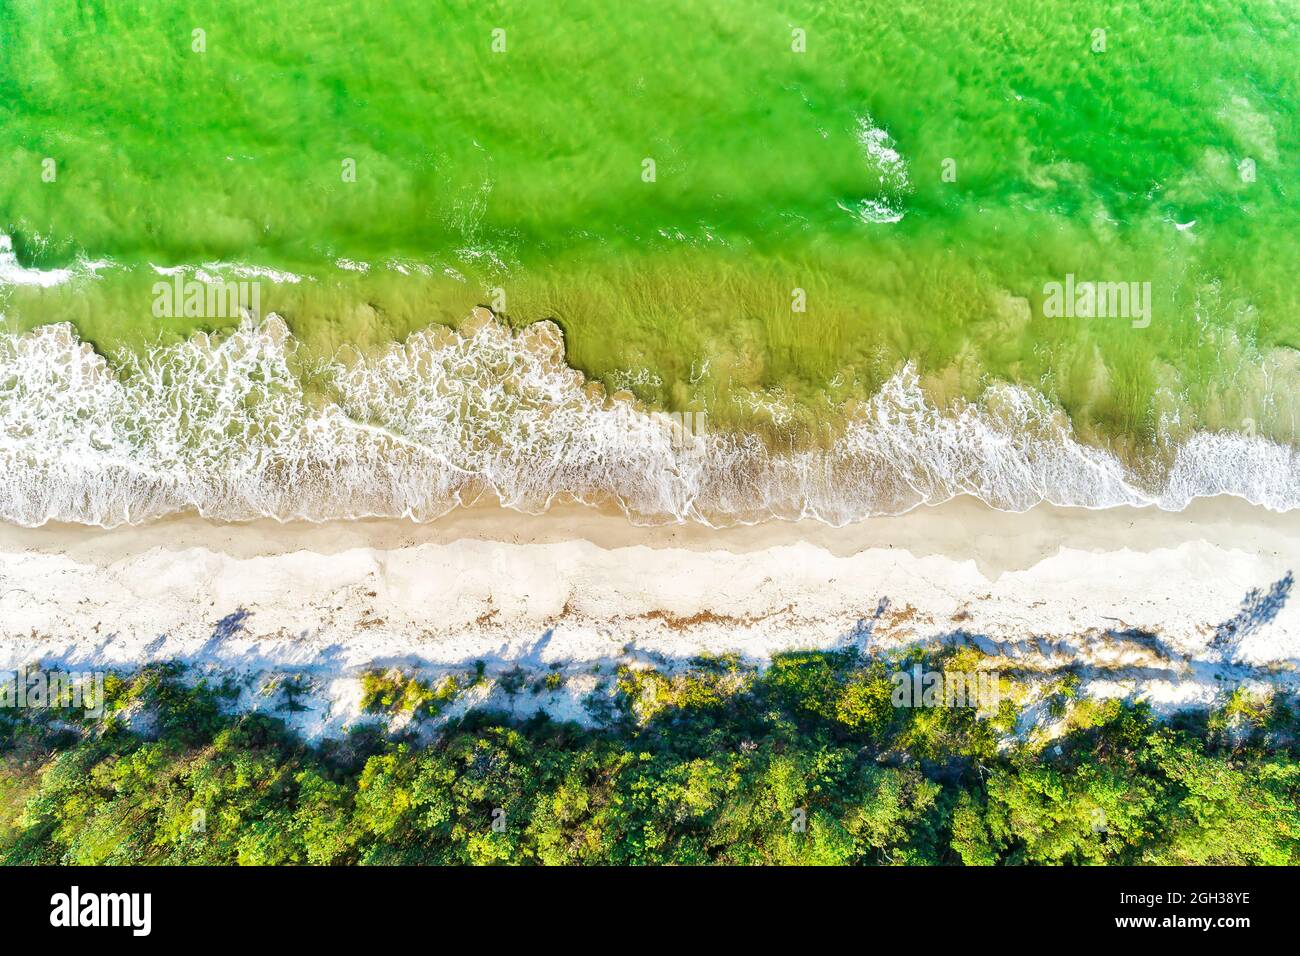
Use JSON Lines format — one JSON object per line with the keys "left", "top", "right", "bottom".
{"left": 1, "top": 495, "right": 1296, "bottom": 738}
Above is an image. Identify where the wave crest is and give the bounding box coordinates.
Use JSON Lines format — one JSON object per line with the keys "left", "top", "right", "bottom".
{"left": 1, "top": 314, "right": 1297, "bottom": 527}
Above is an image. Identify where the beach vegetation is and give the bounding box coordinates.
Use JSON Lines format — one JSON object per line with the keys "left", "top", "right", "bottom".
{"left": 1, "top": 653, "right": 1294, "bottom": 865}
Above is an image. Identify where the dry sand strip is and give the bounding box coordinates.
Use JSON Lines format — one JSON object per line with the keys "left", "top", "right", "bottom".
{"left": 0, "top": 495, "right": 1296, "bottom": 738}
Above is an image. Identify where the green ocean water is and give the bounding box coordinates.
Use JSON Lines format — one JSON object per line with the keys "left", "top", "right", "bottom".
{"left": 0, "top": 0, "right": 1297, "bottom": 517}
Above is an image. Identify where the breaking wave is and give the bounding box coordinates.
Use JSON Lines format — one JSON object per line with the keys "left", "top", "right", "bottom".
{"left": 840, "top": 114, "right": 910, "bottom": 224}
{"left": 1, "top": 313, "right": 1298, "bottom": 528}
{"left": 0, "top": 234, "right": 111, "bottom": 287}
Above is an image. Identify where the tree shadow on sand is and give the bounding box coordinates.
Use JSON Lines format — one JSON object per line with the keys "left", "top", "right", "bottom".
{"left": 1211, "top": 571, "right": 1293, "bottom": 652}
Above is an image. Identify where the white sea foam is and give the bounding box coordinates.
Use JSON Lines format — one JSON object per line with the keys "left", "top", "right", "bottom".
{"left": 151, "top": 262, "right": 308, "bottom": 284}
{"left": 0, "top": 234, "right": 110, "bottom": 287}
{"left": 0, "top": 314, "right": 1297, "bottom": 528}
{"left": 844, "top": 115, "right": 910, "bottom": 224}
{"left": 0, "top": 234, "right": 310, "bottom": 291}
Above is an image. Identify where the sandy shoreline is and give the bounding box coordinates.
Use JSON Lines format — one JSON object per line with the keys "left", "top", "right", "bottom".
{"left": 1, "top": 495, "right": 1296, "bottom": 737}
{"left": 7, "top": 492, "right": 1300, "bottom": 571}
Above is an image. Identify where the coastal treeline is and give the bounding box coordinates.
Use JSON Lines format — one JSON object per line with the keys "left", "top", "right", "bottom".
{"left": 1, "top": 652, "right": 1296, "bottom": 865}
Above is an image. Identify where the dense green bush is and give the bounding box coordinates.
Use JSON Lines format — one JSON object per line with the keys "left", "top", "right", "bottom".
{"left": 1, "top": 652, "right": 1295, "bottom": 865}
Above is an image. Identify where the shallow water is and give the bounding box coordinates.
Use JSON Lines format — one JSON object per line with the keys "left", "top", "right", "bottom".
{"left": 1, "top": 315, "right": 1297, "bottom": 527}
{"left": 1, "top": 0, "right": 1297, "bottom": 521}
